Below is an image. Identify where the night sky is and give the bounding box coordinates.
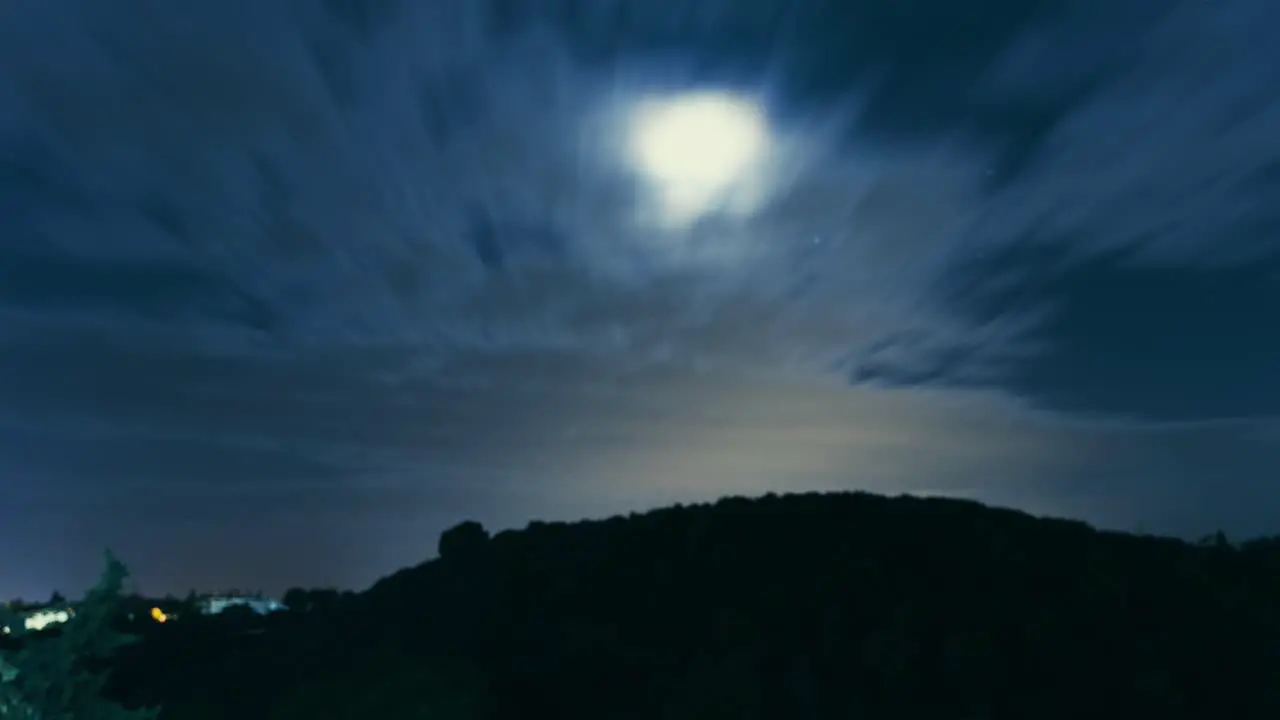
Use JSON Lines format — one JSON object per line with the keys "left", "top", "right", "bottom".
{"left": 2, "top": 0, "right": 1278, "bottom": 600}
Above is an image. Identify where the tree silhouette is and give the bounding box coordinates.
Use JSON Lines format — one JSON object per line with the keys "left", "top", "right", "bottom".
{"left": 1, "top": 550, "right": 158, "bottom": 719}
{"left": 439, "top": 520, "right": 490, "bottom": 561}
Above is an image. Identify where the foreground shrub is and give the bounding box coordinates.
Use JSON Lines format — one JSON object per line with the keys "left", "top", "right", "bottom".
{"left": 0, "top": 550, "right": 158, "bottom": 719}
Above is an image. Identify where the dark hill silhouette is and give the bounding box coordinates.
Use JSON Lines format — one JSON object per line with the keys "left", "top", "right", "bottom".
{"left": 105, "top": 491, "right": 1280, "bottom": 719}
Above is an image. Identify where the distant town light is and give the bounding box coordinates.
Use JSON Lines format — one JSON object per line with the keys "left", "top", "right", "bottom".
{"left": 24, "top": 609, "right": 71, "bottom": 631}
{"left": 197, "top": 594, "right": 287, "bottom": 616}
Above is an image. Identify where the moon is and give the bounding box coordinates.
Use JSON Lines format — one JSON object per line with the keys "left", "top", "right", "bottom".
{"left": 626, "top": 92, "right": 771, "bottom": 224}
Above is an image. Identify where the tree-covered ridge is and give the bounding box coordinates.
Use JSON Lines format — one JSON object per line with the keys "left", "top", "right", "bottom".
{"left": 104, "top": 491, "right": 1280, "bottom": 719}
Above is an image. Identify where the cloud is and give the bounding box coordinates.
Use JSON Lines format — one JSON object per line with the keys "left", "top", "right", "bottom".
{"left": 938, "top": 245, "right": 1280, "bottom": 420}
{"left": 850, "top": 0, "right": 1280, "bottom": 418}
{"left": 977, "top": 0, "right": 1280, "bottom": 264}
{"left": 2, "top": 0, "right": 1279, "bottom": 594}
{"left": 4, "top": 0, "right": 1272, "bottom": 425}
{"left": 0, "top": 0, "right": 990, "bottom": 367}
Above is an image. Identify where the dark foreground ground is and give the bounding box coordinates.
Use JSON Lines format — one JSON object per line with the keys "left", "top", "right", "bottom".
{"left": 103, "top": 491, "right": 1280, "bottom": 719}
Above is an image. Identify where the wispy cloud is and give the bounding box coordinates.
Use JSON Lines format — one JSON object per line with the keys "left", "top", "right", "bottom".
{"left": 1, "top": 0, "right": 1278, "bottom": 595}
{"left": 0, "top": 0, "right": 984, "bottom": 365}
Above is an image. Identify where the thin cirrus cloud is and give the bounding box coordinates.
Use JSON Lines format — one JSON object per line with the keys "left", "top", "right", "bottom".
{"left": 0, "top": 0, "right": 1004, "bottom": 367}
{"left": 0, "top": 0, "right": 1273, "bottom": 408}
{"left": 0, "top": 0, "right": 1278, "bottom": 595}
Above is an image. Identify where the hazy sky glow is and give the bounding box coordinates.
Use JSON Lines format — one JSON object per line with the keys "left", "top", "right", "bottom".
{"left": 2, "top": 0, "right": 1278, "bottom": 598}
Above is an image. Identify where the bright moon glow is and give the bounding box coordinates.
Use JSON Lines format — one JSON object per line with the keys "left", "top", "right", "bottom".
{"left": 628, "top": 92, "right": 770, "bottom": 222}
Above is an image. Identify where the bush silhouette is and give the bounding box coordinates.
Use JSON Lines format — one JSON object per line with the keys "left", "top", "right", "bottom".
{"left": 1, "top": 550, "right": 158, "bottom": 719}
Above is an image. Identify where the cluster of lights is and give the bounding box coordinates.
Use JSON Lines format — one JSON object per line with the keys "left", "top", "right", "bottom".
{"left": 0, "top": 596, "right": 271, "bottom": 634}
{"left": 2, "top": 607, "right": 74, "bottom": 634}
